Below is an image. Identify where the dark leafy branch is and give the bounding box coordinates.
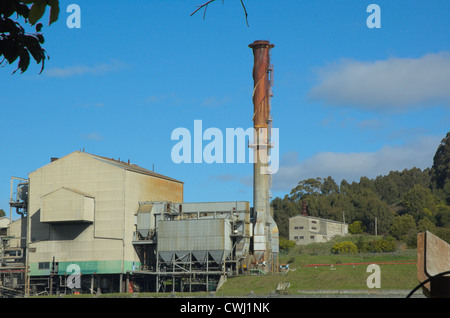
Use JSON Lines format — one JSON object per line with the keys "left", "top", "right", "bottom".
{"left": 191, "top": 0, "right": 249, "bottom": 27}
{"left": 0, "top": 0, "right": 59, "bottom": 74}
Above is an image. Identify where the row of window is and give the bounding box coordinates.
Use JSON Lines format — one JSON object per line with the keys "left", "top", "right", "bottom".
{"left": 293, "top": 226, "right": 317, "bottom": 230}
{"left": 293, "top": 236, "right": 315, "bottom": 240}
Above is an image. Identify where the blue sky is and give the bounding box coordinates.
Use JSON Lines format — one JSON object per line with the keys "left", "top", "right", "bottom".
{"left": 1, "top": 0, "right": 449, "bottom": 217}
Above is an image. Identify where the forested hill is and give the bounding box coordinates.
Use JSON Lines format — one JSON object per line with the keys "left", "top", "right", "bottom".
{"left": 272, "top": 132, "right": 450, "bottom": 245}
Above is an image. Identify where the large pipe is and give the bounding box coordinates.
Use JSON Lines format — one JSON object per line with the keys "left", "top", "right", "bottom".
{"left": 249, "top": 40, "right": 274, "bottom": 262}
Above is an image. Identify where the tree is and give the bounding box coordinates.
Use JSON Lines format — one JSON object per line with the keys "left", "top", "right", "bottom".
{"left": 435, "top": 205, "right": 450, "bottom": 227}
{"left": 400, "top": 184, "right": 438, "bottom": 222}
{"left": 430, "top": 132, "right": 450, "bottom": 191}
{"left": 0, "top": 209, "right": 6, "bottom": 217}
{"left": 373, "top": 175, "right": 400, "bottom": 204}
{"left": 290, "top": 177, "right": 323, "bottom": 201}
{"left": 372, "top": 168, "right": 431, "bottom": 205}
{"left": 418, "top": 218, "right": 436, "bottom": 233}
{"left": 321, "top": 176, "right": 339, "bottom": 195}
{"left": 444, "top": 179, "right": 450, "bottom": 205}
{"left": 0, "top": 0, "right": 60, "bottom": 74}
{"left": 390, "top": 214, "right": 416, "bottom": 241}
{"left": 272, "top": 195, "right": 301, "bottom": 238}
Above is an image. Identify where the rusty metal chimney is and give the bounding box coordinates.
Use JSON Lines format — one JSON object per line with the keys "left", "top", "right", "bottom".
{"left": 249, "top": 40, "right": 274, "bottom": 263}
{"left": 302, "top": 200, "right": 308, "bottom": 216}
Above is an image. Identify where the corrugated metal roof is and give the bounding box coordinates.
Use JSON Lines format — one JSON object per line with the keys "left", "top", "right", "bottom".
{"left": 29, "top": 151, "right": 184, "bottom": 184}
{"left": 89, "top": 152, "right": 183, "bottom": 183}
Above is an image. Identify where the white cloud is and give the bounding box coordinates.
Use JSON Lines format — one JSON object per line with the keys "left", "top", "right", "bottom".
{"left": 272, "top": 135, "right": 441, "bottom": 192}
{"left": 201, "top": 96, "right": 230, "bottom": 107}
{"left": 357, "top": 118, "right": 384, "bottom": 131}
{"left": 46, "top": 60, "right": 125, "bottom": 78}
{"left": 83, "top": 132, "right": 104, "bottom": 141}
{"left": 309, "top": 52, "right": 450, "bottom": 110}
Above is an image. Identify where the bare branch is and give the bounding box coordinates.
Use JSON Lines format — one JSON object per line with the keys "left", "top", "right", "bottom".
{"left": 190, "top": 0, "right": 216, "bottom": 17}
{"left": 191, "top": 0, "right": 249, "bottom": 26}
{"left": 240, "top": 0, "right": 249, "bottom": 27}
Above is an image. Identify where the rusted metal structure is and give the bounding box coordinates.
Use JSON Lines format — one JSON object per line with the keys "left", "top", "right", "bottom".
{"left": 248, "top": 40, "right": 278, "bottom": 268}
{"left": 249, "top": 40, "right": 274, "bottom": 131}
{"left": 413, "top": 231, "right": 450, "bottom": 298}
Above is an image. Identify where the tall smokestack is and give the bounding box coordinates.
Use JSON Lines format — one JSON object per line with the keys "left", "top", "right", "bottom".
{"left": 249, "top": 40, "right": 274, "bottom": 263}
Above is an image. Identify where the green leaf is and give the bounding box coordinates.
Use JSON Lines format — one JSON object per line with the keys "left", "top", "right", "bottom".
{"left": 48, "top": 0, "right": 60, "bottom": 25}
{"left": 23, "top": 35, "right": 43, "bottom": 63}
{"left": 0, "top": 18, "right": 23, "bottom": 36}
{"left": 3, "top": 39, "right": 20, "bottom": 64}
{"left": 16, "top": 3, "right": 31, "bottom": 19}
{"left": 35, "top": 22, "right": 43, "bottom": 32}
{"left": 28, "top": 1, "right": 46, "bottom": 26}
{"left": 0, "top": 0, "right": 16, "bottom": 18}
{"left": 13, "top": 48, "right": 30, "bottom": 74}
{"left": 36, "top": 33, "right": 44, "bottom": 44}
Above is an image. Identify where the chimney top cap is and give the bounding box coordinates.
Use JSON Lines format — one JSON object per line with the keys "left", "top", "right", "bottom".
{"left": 249, "top": 40, "right": 274, "bottom": 49}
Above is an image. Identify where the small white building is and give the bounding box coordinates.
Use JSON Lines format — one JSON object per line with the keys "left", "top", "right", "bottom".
{"left": 0, "top": 216, "right": 10, "bottom": 229}
{"left": 289, "top": 214, "right": 348, "bottom": 245}
{"left": 0, "top": 217, "right": 10, "bottom": 236}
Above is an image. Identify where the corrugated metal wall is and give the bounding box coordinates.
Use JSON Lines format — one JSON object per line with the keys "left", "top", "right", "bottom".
{"left": 157, "top": 218, "right": 232, "bottom": 265}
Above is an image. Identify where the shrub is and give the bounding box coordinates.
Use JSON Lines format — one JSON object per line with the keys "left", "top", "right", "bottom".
{"left": 279, "top": 237, "right": 296, "bottom": 253}
{"left": 331, "top": 241, "right": 358, "bottom": 254}
{"left": 348, "top": 221, "right": 364, "bottom": 234}
{"left": 374, "top": 237, "right": 396, "bottom": 252}
{"left": 355, "top": 236, "right": 397, "bottom": 253}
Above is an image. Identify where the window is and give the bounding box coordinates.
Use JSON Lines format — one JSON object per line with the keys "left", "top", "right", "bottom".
{"left": 310, "top": 236, "right": 315, "bottom": 239}
{"left": 311, "top": 220, "right": 317, "bottom": 224}
{"left": 294, "top": 226, "right": 304, "bottom": 230}
{"left": 299, "top": 236, "right": 304, "bottom": 239}
{"left": 38, "top": 262, "right": 50, "bottom": 270}
{"left": 311, "top": 226, "right": 317, "bottom": 230}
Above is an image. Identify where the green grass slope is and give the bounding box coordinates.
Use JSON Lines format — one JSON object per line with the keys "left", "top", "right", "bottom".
{"left": 218, "top": 236, "right": 419, "bottom": 296}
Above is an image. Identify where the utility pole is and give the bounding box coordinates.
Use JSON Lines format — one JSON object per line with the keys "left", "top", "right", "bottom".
{"left": 375, "top": 217, "right": 377, "bottom": 236}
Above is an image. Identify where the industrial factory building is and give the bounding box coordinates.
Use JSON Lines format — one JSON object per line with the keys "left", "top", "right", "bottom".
{"left": 3, "top": 151, "right": 184, "bottom": 294}
{"left": 0, "top": 40, "right": 280, "bottom": 296}
{"left": 289, "top": 215, "right": 348, "bottom": 245}
{"left": 2, "top": 151, "right": 272, "bottom": 295}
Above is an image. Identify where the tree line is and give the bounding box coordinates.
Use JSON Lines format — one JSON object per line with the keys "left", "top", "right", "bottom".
{"left": 272, "top": 132, "right": 450, "bottom": 246}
